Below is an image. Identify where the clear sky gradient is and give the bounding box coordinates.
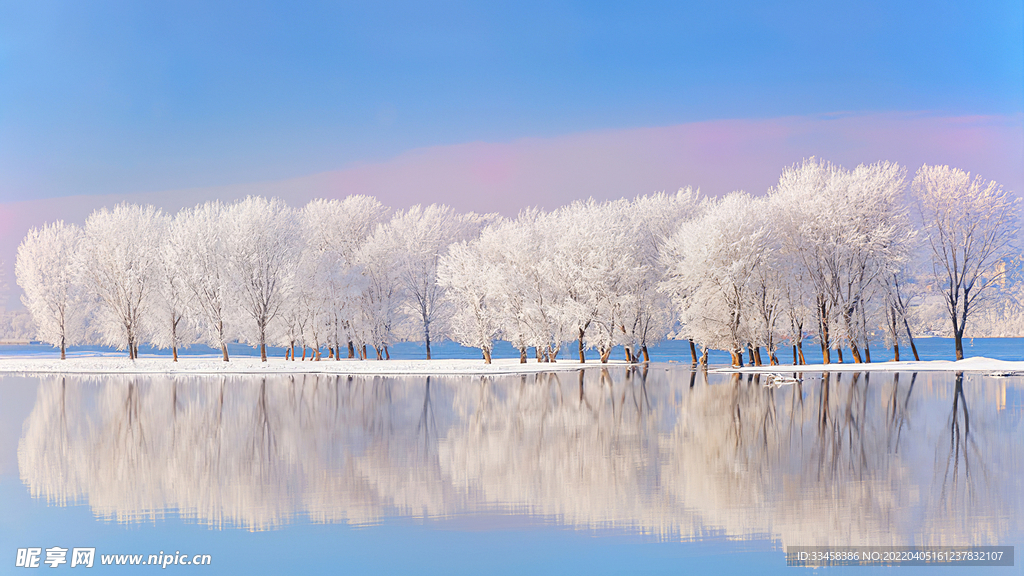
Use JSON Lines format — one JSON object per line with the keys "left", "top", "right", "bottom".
{"left": 2, "top": 1, "right": 1021, "bottom": 202}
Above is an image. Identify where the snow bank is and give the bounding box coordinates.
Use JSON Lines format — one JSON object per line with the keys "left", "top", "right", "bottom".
{"left": 0, "top": 355, "right": 629, "bottom": 375}
{"left": 714, "top": 356, "right": 1024, "bottom": 375}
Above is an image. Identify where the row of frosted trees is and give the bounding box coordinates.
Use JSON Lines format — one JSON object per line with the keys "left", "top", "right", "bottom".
{"left": 17, "top": 159, "right": 1020, "bottom": 364}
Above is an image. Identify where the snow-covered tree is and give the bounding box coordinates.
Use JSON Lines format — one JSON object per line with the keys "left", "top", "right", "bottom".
{"left": 177, "top": 201, "right": 235, "bottom": 361}
{"left": 146, "top": 212, "right": 195, "bottom": 361}
{"left": 16, "top": 221, "right": 88, "bottom": 359}
{"left": 622, "top": 189, "right": 703, "bottom": 362}
{"left": 770, "top": 158, "right": 913, "bottom": 364}
{"left": 437, "top": 238, "right": 503, "bottom": 363}
{"left": 662, "top": 192, "right": 772, "bottom": 367}
{"left": 225, "top": 197, "right": 299, "bottom": 361}
{"left": 80, "top": 204, "right": 164, "bottom": 359}
{"left": 911, "top": 164, "right": 1021, "bottom": 359}
{"left": 385, "top": 205, "right": 491, "bottom": 359}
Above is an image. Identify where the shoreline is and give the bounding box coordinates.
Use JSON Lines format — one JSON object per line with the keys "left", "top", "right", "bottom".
{"left": 0, "top": 354, "right": 1021, "bottom": 376}
{"left": 0, "top": 356, "right": 633, "bottom": 376}
{"left": 711, "top": 356, "right": 1024, "bottom": 375}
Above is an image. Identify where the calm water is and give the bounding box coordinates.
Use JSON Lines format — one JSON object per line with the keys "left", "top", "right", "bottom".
{"left": 1, "top": 368, "right": 1021, "bottom": 574}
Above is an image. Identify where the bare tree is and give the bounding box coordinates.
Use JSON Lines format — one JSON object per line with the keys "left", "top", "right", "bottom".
{"left": 912, "top": 165, "right": 1020, "bottom": 359}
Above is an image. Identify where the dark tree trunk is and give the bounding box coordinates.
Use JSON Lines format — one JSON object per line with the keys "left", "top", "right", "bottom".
{"left": 904, "top": 318, "right": 920, "bottom": 361}
{"left": 689, "top": 340, "right": 698, "bottom": 365}
{"left": 261, "top": 343, "right": 267, "bottom": 362}
{"left": 792, "top": 345, "right": 798, "bottom": 365}
{"left": 221, "top": 343, "right": 229, "bottom": 362}
{"left": 864, "top": 342, "right": 871, "bottom": 363}
{"left": 60, "top": 336, "right": 66, "bottom": 360}
{"left": 837, "top": 348, "right": 844, "bottom": 363}
{"left": 642, "top": 345, "right": 650, "bottom": 363}
{"left": 893, "top": 341, "right": 900, "bottom": 362}
{"left": 578, "top": 327, "right": 586, "bottom": 363}
{"left": 384, "top": 346, "right": 390, "bottom": 360}
{"left": 753, "top": 346, "right": 763, "bottom": 366}
{"left": 348, "top": 340, "right": 355, "bottom": 358}
{"left": 520, "top": 347, "right": 527, "bottom": 363}
{"left": 850, "top": 341, "right": 863, "bottom": 363}
{"left": 172, "top": 346, "right": 178, "bottom": 362}
{"left": 426, "top": 338, "right": 432, "bottom": 360}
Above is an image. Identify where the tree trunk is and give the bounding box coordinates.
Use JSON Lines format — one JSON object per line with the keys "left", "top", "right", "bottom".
{"left": 903, "top": 317, "right": 920, "bottom": 361}
{"left": 746, "top": 343, "right": 756, "bottom": 366}
{"left": 361, "top": 344, "right": 367, "bottom": 360}
{"left": 792, "top": 345, "right": 798, "bottom": 365}
{"left": 426, "top": 338, "right": 432, "bottom": 360}
{"left": 642, "top": 345, "right": 649, "bottom": 363}
{"left": 385, "top": 346, "right": 390, "bottom": 360}
{"left": 689, "top": 340, "right": 698, "bottom": 365}
{"left": 850, "top": 341, "right": 863, "bottom": 363}
{"left": 221, "top": 343, "right": 229, "bottom": 362}
{"left": 301, "top": 346, "right": 307, "bottom": 361}
{"left": 797, "top": 342, "right": 806, "bottom": 365}
{"left": 578, "top": 327, "right": 586, "bottom": 363}
{"left": 260, "top": 343, "right": 267, "bottom": 362}
{"left": 483, "top": 347, "right": 492, "bottom": 364}
{"left": 172, "top": 346, "right": 178, "bottom": 362}
{"left": 60, "top": 336, "right": 66, "bottom": 360}
{"left": 955, "top": 330, "right": 964, "bottom": 361}
{"left": 599, "top": 346, "right": 611, "bottom": 363}
{"left": 837, "top": 348, "right": 844, "bottom": 363}
{"left": 624, "top": 347, "right": 632, "bottom": 363}
{"left": 329, "top": 346, "right": 334, "bottom": 359}
{"left": 893, "top": 341, "right": 900, "bottom": 362}
{"left": 753, "top": 346, "right": 763, "bottom": 366}
{"left": 348, "top": 341, "right": 355, "bottom": 358}
{"left": 864, "top": 342, "right": 871, "bottom": 363}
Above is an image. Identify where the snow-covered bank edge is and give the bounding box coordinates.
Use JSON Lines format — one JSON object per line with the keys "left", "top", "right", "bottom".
{"left": 712, "top": 356, "right": 1024, "bottom": 375}
{"left": 0, "top": 356, "right": 635, "bottom": 376}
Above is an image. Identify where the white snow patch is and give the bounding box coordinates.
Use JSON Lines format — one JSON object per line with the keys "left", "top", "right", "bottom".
{"left": 714, "top": 356, "right": 1024, "bottom": 375}
{"left": 0, "top": 355, "right": 630, "bottom": 375}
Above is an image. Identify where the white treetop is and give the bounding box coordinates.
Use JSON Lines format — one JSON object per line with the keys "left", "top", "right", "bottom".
{"left": 177, "top": 201, "right": 236, "bottom": 361}
{"left": 225, "top": 196, "right": 299, "bottom": 362}
{"left": 15, "top": 221, "right": 87, "bottom": 359}
{"left": 80, "top": 203, "right": 164, "bottom": 359}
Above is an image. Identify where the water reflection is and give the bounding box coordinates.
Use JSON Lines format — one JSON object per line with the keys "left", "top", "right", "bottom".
{"left": 16, "top": 369, "right": 1022, "bottom": 546}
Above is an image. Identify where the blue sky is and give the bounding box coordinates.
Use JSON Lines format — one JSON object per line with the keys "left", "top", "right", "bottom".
{"left": 1, "top": 0, "right": 1021, "bottom": 203}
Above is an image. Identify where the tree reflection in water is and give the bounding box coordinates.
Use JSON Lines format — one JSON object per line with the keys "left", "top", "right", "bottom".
{"left": 15, "top": 369, "right": 1022, "bottom": 545}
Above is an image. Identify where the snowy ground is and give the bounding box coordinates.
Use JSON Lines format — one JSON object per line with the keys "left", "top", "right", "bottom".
{"left": 713, "top": 356, "right": 1024, "bottom": 375}
{"left": 0, "top": 354, "right": 635, "bottom": 375}
{"left": 0, "top": 353, "right": 1022, "bottom": 375}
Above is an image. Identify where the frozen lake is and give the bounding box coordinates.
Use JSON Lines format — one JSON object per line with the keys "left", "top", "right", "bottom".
{"left": 1, "top": 367, "right": 1020, "bottom": 574}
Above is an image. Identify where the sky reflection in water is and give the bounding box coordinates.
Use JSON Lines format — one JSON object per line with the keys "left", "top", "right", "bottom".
{"left": 2, "top": 368, "right": 1021, "bottom": 574}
